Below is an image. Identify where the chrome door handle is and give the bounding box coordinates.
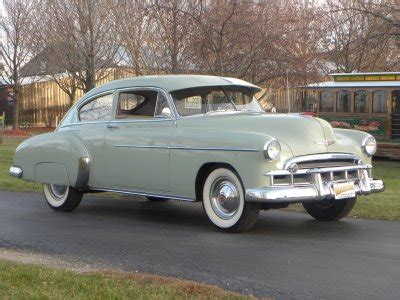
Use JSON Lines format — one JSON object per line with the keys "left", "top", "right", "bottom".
{"left": 106, "top": 124, "right": 119, "bottom": 129}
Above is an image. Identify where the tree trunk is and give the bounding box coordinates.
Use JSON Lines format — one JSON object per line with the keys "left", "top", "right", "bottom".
{"left": 67, "top": 90, "right": 76, "bottom": 108}
{"left": 13, "top": 97, "right": 19, "bottom": 130}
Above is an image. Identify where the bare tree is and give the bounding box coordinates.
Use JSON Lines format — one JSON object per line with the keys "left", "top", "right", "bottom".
{"left": 148, "top": 0, "right": 194, "bottom": 74}
{"left": 0, "top": 0, "right": 37, "bottom": 129}
{"left": 113, "top": 0, "right": 152, "bottom": 75}
{"left": 321, "top": 0, "right": 396, "bottom": 72}
{"left": 43, "top": 0, "right": 120, "bottom": 93}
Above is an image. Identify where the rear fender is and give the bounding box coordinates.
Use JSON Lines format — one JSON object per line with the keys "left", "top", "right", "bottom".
{"left": 13, "top": 132, "right": 90, "bottom": 188}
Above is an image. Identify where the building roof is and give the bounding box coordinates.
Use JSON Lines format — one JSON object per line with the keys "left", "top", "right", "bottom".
{"left": 301, "top": 71, "right": 400, "bottom": 89}
{"left": 302, "top": 81, "right": 400, "bottom": 89}
{"left": 82, "top": 75, "right": 262, "bottom": 100}
{"left": 329, "top": 72, "right": 400, "bottom": 76}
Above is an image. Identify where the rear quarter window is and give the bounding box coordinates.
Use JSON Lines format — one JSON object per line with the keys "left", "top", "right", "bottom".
{"left": 79, "top": 94, "right": 114, "bottom": 122}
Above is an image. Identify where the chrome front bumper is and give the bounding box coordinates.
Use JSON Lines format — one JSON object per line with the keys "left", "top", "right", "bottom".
{"left": 246, "top": 165, "right": 385, "bottom": 204}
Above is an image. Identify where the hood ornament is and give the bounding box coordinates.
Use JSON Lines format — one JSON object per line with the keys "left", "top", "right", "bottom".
{"left": 314, "top": 140, "right": 335, "bottom": 146}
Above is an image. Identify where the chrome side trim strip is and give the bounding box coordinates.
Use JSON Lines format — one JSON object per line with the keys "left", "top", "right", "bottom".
{"left": 114, "top": 145, "right": 260, "bottom": 152}
{"left": 115, "top": 145, "right": 168, "bottom": 149}
{"left": 283, "top": 153, "right": 361, "bottom": 169}
{"left": 90, "top": 187, "right": 196, "bottom": 202}
{"left": 170, "top": 146, "right": 259, "bottom": 152}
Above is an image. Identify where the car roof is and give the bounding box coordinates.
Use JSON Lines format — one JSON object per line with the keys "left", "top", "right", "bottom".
{"left": 82, "top": 75, "right": 262, "bottom": 100}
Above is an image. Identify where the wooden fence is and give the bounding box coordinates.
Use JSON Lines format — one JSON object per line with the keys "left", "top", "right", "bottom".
{"left": 258, "top": 87, "right": 302, "bottom": 113}
{"left": 19, "top": 68, "right": 134, "bottom": 127}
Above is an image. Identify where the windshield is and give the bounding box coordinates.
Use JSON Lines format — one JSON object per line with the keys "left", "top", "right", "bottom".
{"left": 171, "top": 86, "right": 263, "bottom": 116}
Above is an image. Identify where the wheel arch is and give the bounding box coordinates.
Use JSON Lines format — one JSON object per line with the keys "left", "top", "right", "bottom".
{"left": 195, "top": 162, "right": 240, "bottom": 202}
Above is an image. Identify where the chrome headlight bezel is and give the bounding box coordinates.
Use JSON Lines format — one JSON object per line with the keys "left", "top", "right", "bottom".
{"left": 263, "top": 139, "right": 281, "bottom": 160}
{"left": 361, "top": 135, "right": 377, "bottom": 156}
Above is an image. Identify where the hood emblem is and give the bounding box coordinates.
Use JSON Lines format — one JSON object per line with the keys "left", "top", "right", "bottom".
{"left": 314, "top": 140, "right": 335, "bottom": 146}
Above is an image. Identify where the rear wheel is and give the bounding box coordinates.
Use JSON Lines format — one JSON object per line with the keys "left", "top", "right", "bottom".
{"left": 202, "top": 168, "right": 260, "bottom": 232}
{"left": 43, "top": 184, "right": 83, "bottom": 212}
{"left": 302, "top": 197, "right": 356, "bottom": 221}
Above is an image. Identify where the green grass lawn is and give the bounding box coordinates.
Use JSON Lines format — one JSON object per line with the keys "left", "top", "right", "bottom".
{"left": 0, "top": 260, "right": 247, "bottom": 299}
{"left": 0, "top": 137, "right": 41, "bottom": 192}
{"left": 1, "top": 136, "right": 399, "bottom": 221}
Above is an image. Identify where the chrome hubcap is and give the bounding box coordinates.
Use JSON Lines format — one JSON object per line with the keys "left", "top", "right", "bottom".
{"left": 210, "top": 177, "right": 240, "bottom": 220}
{"left": 49, "top": 184, "right": 68, "bottom": 199}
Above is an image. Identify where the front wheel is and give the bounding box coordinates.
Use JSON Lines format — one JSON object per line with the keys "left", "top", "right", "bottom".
{"left": 43, "top": 184, "right": 83, "bottom": 212}
{"left": 302, "top": 197, "right": 356, "bottom": 221}
{"left": 202, "top": 168, "right": 260, "bottom": 232}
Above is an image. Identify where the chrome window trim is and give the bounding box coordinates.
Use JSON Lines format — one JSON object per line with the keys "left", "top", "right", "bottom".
{"left": 283, "top": 153, "right": 361, "bottom": 170}
{"left": 77, "top": 91, "right": 115, "bottom": 123}
{"left": 60, "top": 118, "right": 176, "bottom": 128}
{"left": 90, "top": 187, "right": 195, "bottom": 202}
{"left": 109, "top": 118, "right": 175, "bottom": 124}
{"left": 114, "top": 86, "right": 177, "bottom": 121}
{"left": 170, "top": 85, "right": 263, "bottom": 119}
{"left": 60, "top": 120, "right": 110, "bottom": 128}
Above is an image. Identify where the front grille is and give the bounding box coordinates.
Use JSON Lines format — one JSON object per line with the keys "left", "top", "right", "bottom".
{"left": 297, "top": 158, "right": 358, "bottom": 169}
{"left": 270, "top": 154, "right": 364, "bottom": 186}
{"left": 271, "top": 169, "right": 360, "bottom": 186}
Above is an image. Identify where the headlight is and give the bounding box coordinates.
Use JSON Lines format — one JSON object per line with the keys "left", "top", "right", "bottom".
{"left": 362, "top": 135, "right": 377, "bottom": 156}
{"left": 263, "top": 140, "right": 281, "bottom": 160}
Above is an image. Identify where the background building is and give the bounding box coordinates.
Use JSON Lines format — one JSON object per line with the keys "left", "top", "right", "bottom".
{"left": 298, "top": 72, "right": 400, "bottom": 141}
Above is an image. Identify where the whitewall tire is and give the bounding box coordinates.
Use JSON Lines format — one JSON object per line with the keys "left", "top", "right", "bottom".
{"left": 202, "top": 168, "right": 260, "bottom": 232}
{"left": 43, "top": 184, "right": 83, "bottom": 212}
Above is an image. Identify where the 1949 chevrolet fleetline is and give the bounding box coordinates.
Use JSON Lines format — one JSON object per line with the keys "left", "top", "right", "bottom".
{"left": 9, "top": 75, "right": 384, "bottom": 232}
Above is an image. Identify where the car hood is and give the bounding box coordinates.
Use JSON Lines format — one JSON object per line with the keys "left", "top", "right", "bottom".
{"left": 178, "top": 112, "right": 339, "bottom": 157}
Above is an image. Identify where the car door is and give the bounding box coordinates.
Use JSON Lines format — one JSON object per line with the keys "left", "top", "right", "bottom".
{"left": 103, "top": 88, "right": 174, "bottom": 192}
{"left": 73, "top": 91, "right": 115, "bottom": 188}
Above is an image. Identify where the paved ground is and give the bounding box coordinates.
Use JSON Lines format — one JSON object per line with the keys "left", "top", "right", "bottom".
{"left": 0, "top": 190, "right": 399, "bottom": 299}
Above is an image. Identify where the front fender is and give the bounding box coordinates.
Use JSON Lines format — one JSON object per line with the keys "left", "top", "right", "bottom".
{"left": 333, "top": 128, "right": 372, "bottom": 163}
{"left": 13, "top": 132, "right": 90, "bottom": 188}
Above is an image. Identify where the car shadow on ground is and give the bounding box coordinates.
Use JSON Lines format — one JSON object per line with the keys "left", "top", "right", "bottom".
{"left": 74, "top": 194, "right": 361, "bottom": 238}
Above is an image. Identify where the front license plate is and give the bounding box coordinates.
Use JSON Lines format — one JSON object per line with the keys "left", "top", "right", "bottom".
{"left": 333, "top": 182, "right": 356, "bottom": 200}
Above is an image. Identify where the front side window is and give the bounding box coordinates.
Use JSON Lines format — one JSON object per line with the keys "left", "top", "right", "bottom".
{"left": 337, "top": 90, "right": 351, "bottom": 112}
{"left": 154, "top": 93, "right": 172, "bottom": 118}
{"left": 79, "top": 94, "right": 113, "bottom": 122}
{"left": 171, "top": 86, "right": 262, "bottom": 117}
{"left": 319, "top": 91, "right": 334, "bottom": 112}
{"left": 354, "top": 90, "right": 368, "bottom": 113}
{"left": 116, "top": 90, "right": 172, "bottom": 119}
{"left": 372, "top": 90, "right": 388, "bottom": 113}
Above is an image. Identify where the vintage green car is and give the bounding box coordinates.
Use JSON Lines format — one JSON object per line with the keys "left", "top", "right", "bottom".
{"left": 9, "top": 75, "right": 384, "bottom": 232}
